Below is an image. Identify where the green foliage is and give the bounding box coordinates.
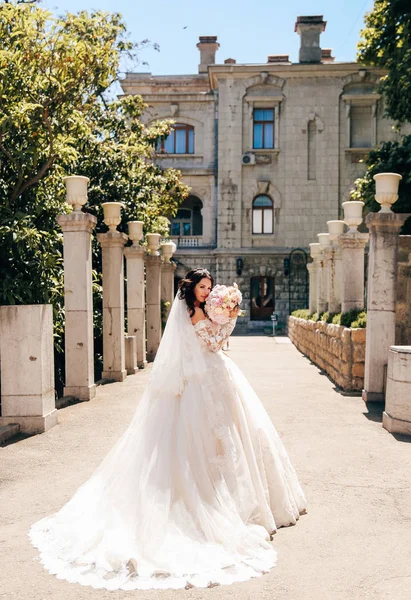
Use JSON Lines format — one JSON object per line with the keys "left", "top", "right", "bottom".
{"left": 291, "top": 309, "right": 310, "bottom": 319}
{"left": 350, "top": 135, "right": 411, "bottom": 234}
{"left": 357, "top": 0, "right": 411, "bottom": 125}
{"left": 0, "top": 2, "right": 188, "bottom": 394}
{"left": 319, "top": 312, "right": 340, "bottom": 324}
{"left": 291, "top": 309, "right": 367, "bottom": 328}
{"left": 340, "top": 309, "right": 367, "bottom": 329}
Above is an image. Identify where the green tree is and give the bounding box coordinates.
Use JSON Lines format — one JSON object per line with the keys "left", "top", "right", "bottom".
{"left": 357, "top": 0, "right": 411, "bottom": 125}
{"left": 0, "top": 2, "right": 188, "bottom": 393}
{"left": 350, "top": 136, "right": 411, "bottom": 233}
{"left": 354, "top": 1, "right": 411, "bottom": 233}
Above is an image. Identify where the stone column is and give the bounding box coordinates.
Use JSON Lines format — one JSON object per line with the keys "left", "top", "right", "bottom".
{"left": 0, "top": 305, "right": 58, "bottom": 434}
{"left": 309, "top": 243, "right": 320, "bottom": 315}
{"left": 317, "top": 233, "right": 330, "bottom": 314}
{"left": 363, "top": 212, "right": 409, "bottom": 402}
{"left": 327, "top": 220, "right": 345, "bottom": 314}
{"left": 161, "top": 262, "right": 177, "bottom": 319}
{"left": 98, "top": 227, "right": 128, "bottom": 382}
{"left": 306, "top": 263, "right": 316, "bottom": 314}
{"left": 57, "top": 212, "right": 97, "bottom": 400}
{"left": 338, "top": 234, "right": 368, "bottom": 313}
{"left": 160, "top": 241, "right": 177, "bottom": 322}
{"left": 145, "top": 233, "right": 162, "bottom": 362}
{"left": 124, "top": 239, "right": 146, "bottom": 368}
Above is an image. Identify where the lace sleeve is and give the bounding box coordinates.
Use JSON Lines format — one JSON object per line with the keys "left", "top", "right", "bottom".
{"left": 194, "top": 318, "right": 237, "bottom": 353}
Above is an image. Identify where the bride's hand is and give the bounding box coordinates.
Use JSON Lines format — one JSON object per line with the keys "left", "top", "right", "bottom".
{"left": 229, "top": 306, "right": 241, "bottom": 318}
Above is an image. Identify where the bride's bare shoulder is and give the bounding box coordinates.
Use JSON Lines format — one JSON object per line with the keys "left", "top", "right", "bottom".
{"left": 191, "top": 307, "right": 207, "bottom": 325}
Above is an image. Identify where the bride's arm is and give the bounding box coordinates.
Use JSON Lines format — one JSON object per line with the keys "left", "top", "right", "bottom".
{"left": 194, "top": 316, "right": 238, "bottom": 353}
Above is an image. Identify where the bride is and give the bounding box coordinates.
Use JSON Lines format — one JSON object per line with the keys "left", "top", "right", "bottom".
{"left": 29, "top": 268, "right": 307, "bottom": 590}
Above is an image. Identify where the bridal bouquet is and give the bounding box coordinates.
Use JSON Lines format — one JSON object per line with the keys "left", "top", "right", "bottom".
{"left": 205, "top": 283, "right": 244, "bottom": 325}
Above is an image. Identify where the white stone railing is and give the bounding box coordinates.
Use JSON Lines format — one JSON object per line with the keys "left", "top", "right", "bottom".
{"left": 304, "top": 172, "right": 411, "bottom": 438}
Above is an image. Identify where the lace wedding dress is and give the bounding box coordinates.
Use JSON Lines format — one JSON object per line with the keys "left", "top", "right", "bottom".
{"left": 29, "top": 296, "right": 307, "bottom": 590}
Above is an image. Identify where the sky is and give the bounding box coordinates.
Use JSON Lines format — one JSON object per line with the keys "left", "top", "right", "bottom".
{"left": 41, "top": 0, "right": 376, "bottom": 76}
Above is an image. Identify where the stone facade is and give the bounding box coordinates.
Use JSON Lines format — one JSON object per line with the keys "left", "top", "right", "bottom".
{"left": 288, "top": 316, "right": 366, "bottom": 391}
{"left": 121, "top": 15, "right": 410, "bottom": 330}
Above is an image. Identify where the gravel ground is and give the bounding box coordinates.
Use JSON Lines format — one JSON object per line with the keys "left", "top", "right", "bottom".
{"left": 1, "top": 335, "right": 410, "bottom": 600}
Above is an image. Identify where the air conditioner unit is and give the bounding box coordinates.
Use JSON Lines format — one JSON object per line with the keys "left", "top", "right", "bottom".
{"left": 242, "top": 152, "right": 256, "bottom": 165}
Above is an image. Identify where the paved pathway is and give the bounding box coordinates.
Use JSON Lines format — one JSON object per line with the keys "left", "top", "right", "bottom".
{"left": 1, "top": 336, "right": 411, "bottom": 600}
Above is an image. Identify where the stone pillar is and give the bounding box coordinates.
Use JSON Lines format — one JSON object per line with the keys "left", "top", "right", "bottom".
{"left": 309, "top": 242, "right": 320, "bottom": 315}
{"left": 0, "top": 305, "right": 58, "bottom": 434}
{"left": 160, "top": 241, "right": 177, "bottom": 322}
{"left": 57, "top": 212, "right": 97, "bottom": 400}
{"left": 363, "top": 212, "right": 409, "bottom": 402}
{"left": 124, "top": 244, "right": 146, "bottom": 368}
{"left": 98, "top": 231, "right": 128, "bottom": 381}
{"left": 383, "top": 346, "right": 411, "bottom": 436}
{"left": 145, "top": 254, "right": 162, "bottom": 362}
{"left": 161, "top": 261, "right": 177, "bottom": 320}
{"left": 317, "top": 233, "right": 330, "bottom": 314}
{"left": 338, "top": 233, "right": 368, "bottom": 313}
{"left": 324, "top": 245, "right": 343, "bottom": 314}
{"left": 306, "top": 263, "right": 316, "bottom": 314}
{"left": 125, "top": 336, "right": 138, "bottom": 375}
{"left": 315, "top": 253, "right": 326, "bottom": 315}
{"left": 327, "top": 220, "right": 345, "bottom": 314}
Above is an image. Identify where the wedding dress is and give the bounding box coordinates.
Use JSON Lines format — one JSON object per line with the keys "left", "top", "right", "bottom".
{"left": 29, "top": 295, "right": 307, "bottom": 590}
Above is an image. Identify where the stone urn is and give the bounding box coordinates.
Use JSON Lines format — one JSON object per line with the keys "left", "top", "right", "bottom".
{"left": 317, "top": 232, "right": 331, "bottom": 249}
{"left": 128, "top": 221, "right": 144, "bottom": 245}
{"left": 309, "top": 242, "right": 321, "bottom": 259}
{"left": 327, "top": 220, "right": 345, "bottom": 244}
{"left": 146, "top": 233, "right": 161, "bottom": 255}
{"left": 63, "top": 175, "right": 89, "bottom": 212}
{"left": 342, "top": 201, "right": 364, "bottom": 232}
{"left": 161, "top": 241, "right": 177, "bottom": 262}
{"left": 373, "top": 172, "right": 402, "bottom": 213}
{"left": 102, "top": 202, "right": 125, "bottom": 231}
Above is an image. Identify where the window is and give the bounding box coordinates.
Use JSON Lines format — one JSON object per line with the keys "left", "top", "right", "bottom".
{"left": 250, "top": 276, "right": 275, "bottom": 321}
{"left": 252, "top": 195, "right": 273, "bottom": 234}
{"left": 169, "top": 196, "right": 203, "bottom": 237}
{"left": 253, "top": 109, "right": 274, "bottom": 149}
{"left": 350, "top": 105, "right": 372, "bottom": 148}
{"left": 158, "top": 123, "right": 194, "bottom": 154}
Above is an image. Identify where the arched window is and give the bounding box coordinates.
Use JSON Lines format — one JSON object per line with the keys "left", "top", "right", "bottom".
{"left": 252, "top": 195, "right": 273, "bottom": 234}
{"left": 158, "top": 123, "right": 194, "bottom": 154}
{"left": 170, "top": 196, "right": 203, "bottom": 238}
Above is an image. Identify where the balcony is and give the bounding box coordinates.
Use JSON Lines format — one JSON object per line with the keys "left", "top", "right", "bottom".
{"left": 170, "top": 236, "right": 215, "bottom": 249}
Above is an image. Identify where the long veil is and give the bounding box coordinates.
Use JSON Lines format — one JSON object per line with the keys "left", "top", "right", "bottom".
{"left": 29, "top": 293, "right": 306, "bottom": 589}
{"left": 147, "top": 294, "right": 209, "bottom": 401}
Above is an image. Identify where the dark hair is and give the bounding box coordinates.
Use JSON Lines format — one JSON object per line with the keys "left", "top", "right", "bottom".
{"left": 178, "top": 268, "right": 214, "bottom": 317}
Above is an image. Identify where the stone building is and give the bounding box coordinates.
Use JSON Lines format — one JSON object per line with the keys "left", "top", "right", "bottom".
{"left": 121, "top": 15, "right": 405, "bottom": 330}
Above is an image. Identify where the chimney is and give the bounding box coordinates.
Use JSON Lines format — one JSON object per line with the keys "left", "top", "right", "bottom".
{"left": 294, "top": 15, "right": 327, "bottom": 63}
{"left": 224, "top": 58, "right": 236, "bottom": 64}
{"left": 321, "top": 48, "right": 335, "bottom": 63}
{"left": 197, "top": 36, "right": 220, "bottom": 73}
{"left": 267, "top": 54, "right": 290, "bottom": 64}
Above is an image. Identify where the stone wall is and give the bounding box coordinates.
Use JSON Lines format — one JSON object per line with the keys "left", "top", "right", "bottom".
{"left": 396, "top": 236, "right": 411, "bottom": 345}
{"left": 288, "top": 316, "right": 366, "bottom": 391}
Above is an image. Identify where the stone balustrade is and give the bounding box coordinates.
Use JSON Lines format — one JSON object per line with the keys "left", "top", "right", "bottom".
{"left": 288, "top": 316, "right": 366, "bottom": 391}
